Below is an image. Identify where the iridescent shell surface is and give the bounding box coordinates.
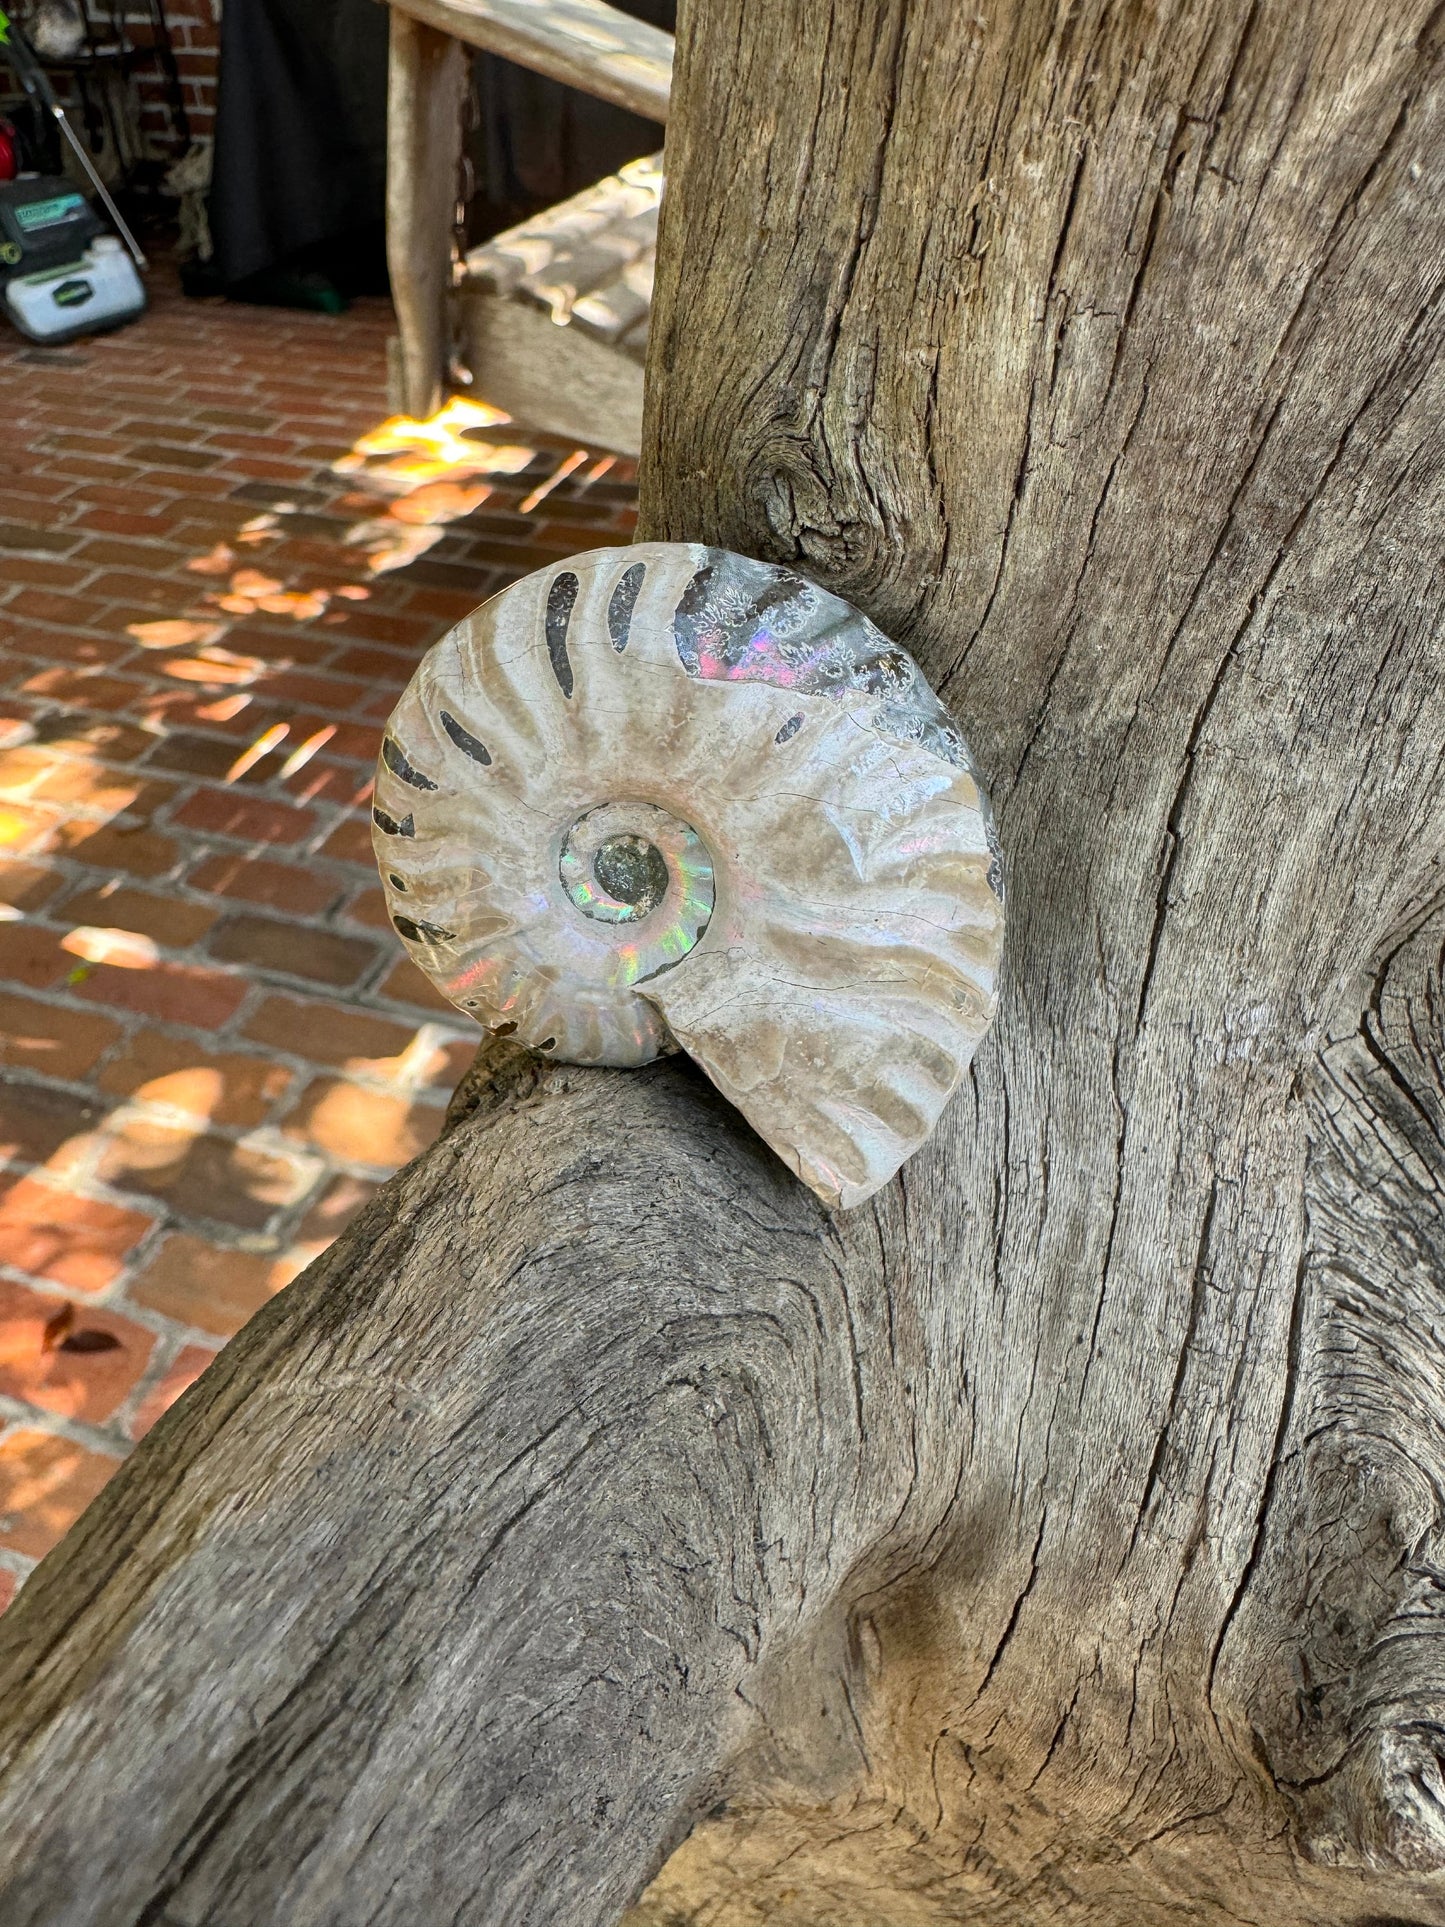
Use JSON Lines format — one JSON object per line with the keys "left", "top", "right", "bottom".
{"left": 373, "top": 542, "right": 1005, "bottom": 1209}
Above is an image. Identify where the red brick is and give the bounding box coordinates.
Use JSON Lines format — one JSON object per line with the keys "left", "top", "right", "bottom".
{"left": 172, "top": 789, "right": 316, "bottom": 847}
{"left": 192, "top": 624, "right": 333, "bottom": 668}
{"left": 405, "top": 587, "right": 491, "bottom": 622}
{"left": 40, "top": 428, "right": 128, "bottom": 457}
{"left": 323, "top": 610, "right": 434, "bottom": 649}
{"left": 243, "top": 992, "right": 427, "bottom": 1074}
{"left": 281, "top": 761, "right": 371, "bottom": 808}
{"left": 330, "top": 643, "right": 420, "bottom": 681}
{"left": 3, "top": 625, "right": 130, "bottom": 670}
{"left": 0, "top": 516, "right": 80, "bottom": 554}
{"left": 185, "top": 850, "right": 338, "bottom": 914}
{"left": 72, "top": 957, "right": 247, "bottom": 1028}
{"left": 32, "top": 718, "right": 155, "bottom": 761}
{"left": 145, "top": 730, "right": 279, "bottom": 784}
{"left": 250, "top": 669, "right": 370, "bottom": 712}
{"left": 64, "top": 820, "right": 180, "bottom": 879}
{"left": 72, "top": 507, "right": 185, "bottom": 538}
{"left": 0, "top": 1175, "right": 155, "bottom": 1292}
{"left": 0, "top": 923, "right": 68, "bottom": 990}
{"left": 377, "top": 955, "right": 461, "bottom": 1017}
{"left": 0, "top": 861, "right": 65, "bottom": 914}
{"left": 314, "top": 725, "right": 384, "bottom": 767}
{"left": 75, "top": 484, "right": 181, "bottom": 516}
{"left": 127, "top": 443, "right": 221, "bottom": 472}
{"left": 281, "top": 1078, "right": 445, "bottom": 1166}
{"left": 223, "top": 455, "right": 325, "bottom": 484}
{"left": 35, "top": 765, "right": 178, "bottom": 820}
{"left": 0, "top": 992, "right": 122, "bottom": 1081}
{"left": 0, "top": 1282, "right": 156, "bottom": 1424}
{"left": 73, "top": 537, "right": 190, "bottom": 570}
{"left": 56, "top": 883, "right": 218, "bottom": 949}
{"left": 0, "top": 1079, "right": 106, "bottom": 1170}
{"left": 206, "top": 914, "right": 377, "bottom": 987}
{"left": 97, "top": 1032, "right": 291, "bottom": 1126}
{"left": 194, "top": 408, "right": 277, "bottom": 432}
{"left": 19, "top": 668, "right": 150, "bottom": 710}
{"left": 6, "top": 588, "right": 116, "bottom": 629}
{"left": 95, "top": 1121, "right": 315, "bottom": 1229}
{"left": 342, "top": 885, "right": 392, "bottom": 930}
{"left": 129, "top": 1231, "right": 293, "bottom": 1336}
{"left": 0, "top": 802, "right": 61, "bottom": 858}
{"left": 318, "top": 816, "right": 376, "bottom": 865}
{"left": 0, "top": 1429, "right": 122, "bottom": 1558}
{"left": 0, "top": 477, "right": 71, "bottom": 510}
{"left": 0, "top": 555, "right": 91, "bottom": 589}
{"left": 129, "top": 1343, "right": 218, "bottom": 1440}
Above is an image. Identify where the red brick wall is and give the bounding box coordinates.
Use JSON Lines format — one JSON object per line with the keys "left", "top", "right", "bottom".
{"left": 122, "top": 0, "right": 221, "bottom": 149}
{"left": 96, "top": 0, "right": 221, "bottom": 151}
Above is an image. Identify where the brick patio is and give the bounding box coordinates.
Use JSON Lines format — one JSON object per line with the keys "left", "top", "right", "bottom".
{"left": 0, "top": 259, "right": 637, "bottom": 1606}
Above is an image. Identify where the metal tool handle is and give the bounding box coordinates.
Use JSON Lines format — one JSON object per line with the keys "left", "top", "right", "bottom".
{"left": 49, "top": 105, "right": 148, "bottom": 270}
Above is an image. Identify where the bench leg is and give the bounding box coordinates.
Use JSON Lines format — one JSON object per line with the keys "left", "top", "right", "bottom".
{"left": 386, "top": 10, "right": 468, "bottom": 421}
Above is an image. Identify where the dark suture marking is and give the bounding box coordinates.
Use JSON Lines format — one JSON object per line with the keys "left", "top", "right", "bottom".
{"left": 607, "top": 561, "right": 646, "bottom": 652}
{"left": 545, "top": 571, "right": 579, "bottom": 698}
{"left": 393, "top": 913, "right": 456, "bottom": 944}
{"left": 373, "top": 806, "right": 415, "bottom": 837}
{"left": 382, "top": 736, "right": 438, "bottom": 791}
{"left": 775, "top": 713, "right": 804, "bottom": 745}
{"left": 439, "top": 709, "right": 491, "bottom": 765}
{"left": 389, "top": 873, "right": 409, "bottom": 891}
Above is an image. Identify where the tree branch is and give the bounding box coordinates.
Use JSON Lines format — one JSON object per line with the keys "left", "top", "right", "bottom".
{"left": 0, "top": 1046, "right": 900, "bottom": 1925}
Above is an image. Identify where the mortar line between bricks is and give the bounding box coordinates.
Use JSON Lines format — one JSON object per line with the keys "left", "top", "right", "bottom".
{"left": 0, "top": 1391, "right": 158, "bottom": 1459}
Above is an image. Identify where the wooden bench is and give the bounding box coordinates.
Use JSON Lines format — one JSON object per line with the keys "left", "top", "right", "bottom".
{"left": 385, "top": 0, "right": 673, "bottom": 454}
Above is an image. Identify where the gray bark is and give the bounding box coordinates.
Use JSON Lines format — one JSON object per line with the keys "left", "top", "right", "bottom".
{"left": 3, "top": 1, "right": 1445, "bottom": 1923}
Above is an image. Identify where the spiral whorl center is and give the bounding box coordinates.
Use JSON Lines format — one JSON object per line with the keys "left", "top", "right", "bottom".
{"left": 592, "top": 834, "right": 669, "bottom": 918}
{"left": 558, "top": 800, "right": 715, "bottom": 983}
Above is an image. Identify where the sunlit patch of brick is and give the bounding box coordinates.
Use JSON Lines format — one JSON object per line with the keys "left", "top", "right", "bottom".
{"left": 0, "top": 254, "right": 638, "bottom": 1599}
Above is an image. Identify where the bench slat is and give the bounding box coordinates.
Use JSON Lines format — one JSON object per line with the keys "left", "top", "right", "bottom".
{"left": 386, "top": 0, "right": 672, "bottom": 122}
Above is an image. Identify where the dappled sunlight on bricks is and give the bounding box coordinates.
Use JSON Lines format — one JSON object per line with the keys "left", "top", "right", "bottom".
{"left": 0, "top": 1175, "right": 154, "bottom": 1293}
{"left": 0, "top": 254, "right": 640, "bottom": 1589}
{"left": 0, "top": 1430, "right": 122, "bottom": 1559}
{"left": 0, "top": 1283, "right": 156, "bottom": 1425}
{"left": 281, "top": 1079, "right": 447, "bottom": 1169}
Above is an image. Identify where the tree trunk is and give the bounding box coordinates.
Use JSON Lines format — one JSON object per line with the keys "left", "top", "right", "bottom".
{"left": 3, "top": 1, "right": 1445, "bottom": 1923}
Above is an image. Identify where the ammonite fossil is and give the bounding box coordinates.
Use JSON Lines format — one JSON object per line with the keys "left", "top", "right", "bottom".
{"left": 373, "top": 543, "right": 1005, "bottom": 1209}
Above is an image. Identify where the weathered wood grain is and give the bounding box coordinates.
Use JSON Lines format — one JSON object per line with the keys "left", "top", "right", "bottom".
{"left": 385, "top": 8, "right": 468, "bottom": 420}
{"left": 387, "top": 0, "right": 673, "bottom": 123}
{"left": 2, "top": 1, "right": 1444, "bottom": 1923}
{"left": 628, "top": 0, "right": 1445, "bottom": 1917}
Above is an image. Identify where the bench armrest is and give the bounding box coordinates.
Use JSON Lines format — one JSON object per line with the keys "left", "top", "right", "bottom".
{"left": 386, "top": 0, "right": 673, "bottom": 122}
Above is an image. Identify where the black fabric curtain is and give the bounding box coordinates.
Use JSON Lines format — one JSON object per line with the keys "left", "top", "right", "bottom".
{"left": 207, "top": 0, "right": 390, "bottom": 289}
{"left": 207, "top": 0, "right": 674, "bottom": 294}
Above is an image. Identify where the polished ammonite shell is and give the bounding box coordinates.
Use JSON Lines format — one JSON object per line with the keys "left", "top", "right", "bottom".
{"left": 373, "top": 542, "right": 1004, "bottom": 1209}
